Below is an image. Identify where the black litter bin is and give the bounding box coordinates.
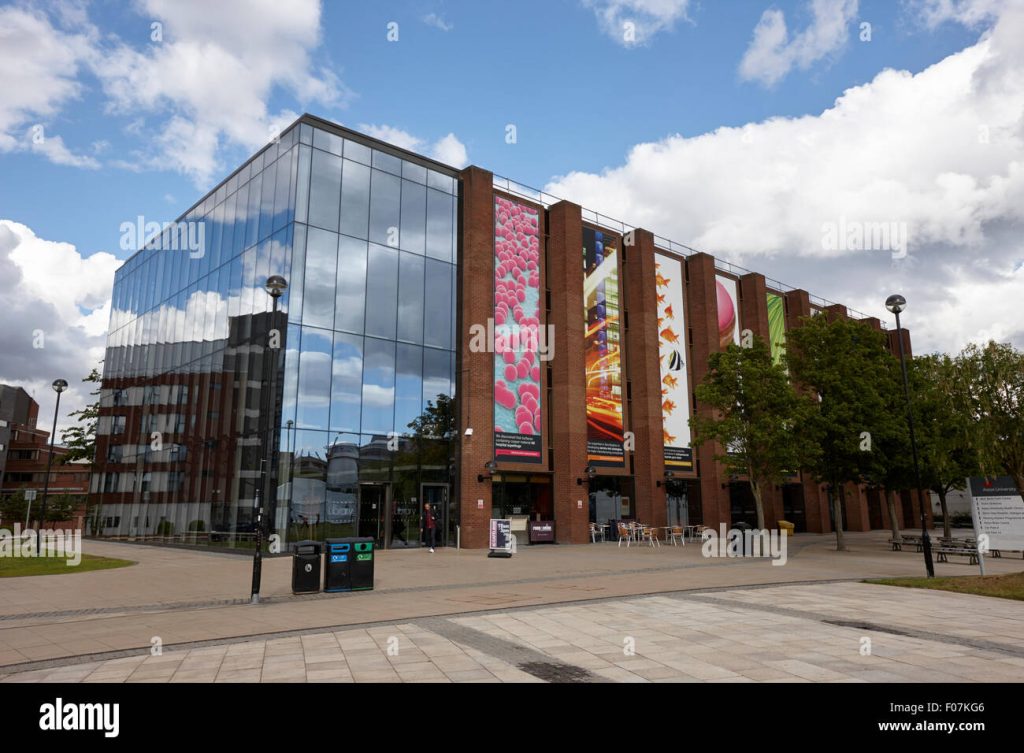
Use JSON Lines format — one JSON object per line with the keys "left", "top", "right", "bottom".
{"left": 292, "top": 540, "right": 322, "bottom": 594}
{"left": 350, "top": 538, "right": 375, "bottom": 591}
{"left": 324, "top": 539, "right": 353, "bottom": 592}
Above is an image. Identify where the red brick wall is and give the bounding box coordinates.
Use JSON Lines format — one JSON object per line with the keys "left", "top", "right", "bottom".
{"left": 547, "top": 202, "right": 590, "bottom": 543}
{"left": 685, "top": 253, "right": 730, "bottom": 528}
{"left": 456, "top": 166, "right": 497, "bottom": 548}
{"left": 623, "top": 230, "right": 667, "bottom": 528}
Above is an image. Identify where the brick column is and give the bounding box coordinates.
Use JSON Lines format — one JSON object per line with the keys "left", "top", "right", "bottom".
{"left": 785, "top": 288, "right": 829, "bottom": 533}
{"left": 547, "top": 201, "right": 590, "bottom": 544}
{"left": 686, "top": 253, "right": 730, "bottom": 528}
{"left": 456, "top": 166, "right": 496, "bottom": 548}
{"left": 623, "top": 229, "right": 666, "bottom": 528}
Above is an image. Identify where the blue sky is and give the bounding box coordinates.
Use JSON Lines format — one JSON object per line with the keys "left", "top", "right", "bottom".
{"left": 0, "top": 0, "right": 1021, "bottom": 426}
{"left": 0, "top": 0, "right": 983, "bottom": 255}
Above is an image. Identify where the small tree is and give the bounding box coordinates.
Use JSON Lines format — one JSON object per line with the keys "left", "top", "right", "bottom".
{"left": 861, "top": 355, "right": 914, "bottom": 542}
{"left": 60, "top": 368, "right": 101, "bottom": 463}
{"left": 0, "top": 491, "right": 29, "bottom": 527}
{"left": 912, "top": 354, "right": 980, "bottom": 539}
{"left": 44, "top": 494, "right": 78, "bottom": 523}
{"left": 787, "top": 315, "right": 895, "bottom": 551}
{"left": 952, "top": 341, "right": 1024, "bottom": 501}
{"left": 691, "top": 337, "right": 813, "bottom": 530}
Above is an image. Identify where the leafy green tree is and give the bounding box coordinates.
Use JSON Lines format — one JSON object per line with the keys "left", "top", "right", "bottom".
{"left": 952, "top": 341, "right": 1024, "bottom": 501}
{"left": 911, "top": 354, "right": 980, "bottom": 539}
{"left": 0, "top": 490, "right": 29, "bottom": 526}
{"left": 861, "top": 355, "right": 915, "bottom": 542}
{"left": 60, "top": 368, "right": 101, "bottom": 463}
{"left": 786, "top": 315, "right": 895, "bottom": 551}
{"left": 690, "top": 337, "right": 813, "bottom": 530}
{"left": 43, "top": 494, "right": 79, "bottom": 523}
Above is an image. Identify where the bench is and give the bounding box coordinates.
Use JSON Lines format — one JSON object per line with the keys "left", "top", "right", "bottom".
{"left": 934, "top": 547, "right": 979, "bottom": 565}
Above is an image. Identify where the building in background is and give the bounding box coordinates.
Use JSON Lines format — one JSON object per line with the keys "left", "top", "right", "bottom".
{"left": 89, "top": 114, "right": 929, "bottom": 550}
{"left": 0, "top": 384, "right": 89, "bottom": 527}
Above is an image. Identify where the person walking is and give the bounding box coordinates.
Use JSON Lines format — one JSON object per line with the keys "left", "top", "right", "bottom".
{"left": 421, "top": 502, "right": 437, "bottom": 553}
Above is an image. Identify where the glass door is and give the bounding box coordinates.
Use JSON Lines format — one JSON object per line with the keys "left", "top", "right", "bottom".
{"left": 421, "top": 483, "right": 451, "bottom": 547}
{"left": 357, "top": 483, "right": 388, "bottom": 547}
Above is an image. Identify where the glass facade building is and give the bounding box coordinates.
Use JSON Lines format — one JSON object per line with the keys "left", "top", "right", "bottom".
{"left": 93, "top": 116, "right": 459, "bottom": 548}
{"left": 92, "top": 114, "right": 922, "bottom": 551}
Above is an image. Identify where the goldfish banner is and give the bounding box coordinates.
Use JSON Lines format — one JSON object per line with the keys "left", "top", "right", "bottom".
{"left": 583, "top": 227, "right": 625, "bottom": 467}
{"left": 493, "top": 196, "right": 543, "bottom": 463}
{"left": 655, "top": 252, "right": 692, "bottom": 470}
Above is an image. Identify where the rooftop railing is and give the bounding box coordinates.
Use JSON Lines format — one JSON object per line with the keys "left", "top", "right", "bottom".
{"left": 492, "top": 173, "right": 885, "bottom": 328}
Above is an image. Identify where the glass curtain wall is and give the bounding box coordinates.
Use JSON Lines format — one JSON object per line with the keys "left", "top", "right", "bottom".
{"left": 92, "top": 120, "right": 458, "bottom": 549}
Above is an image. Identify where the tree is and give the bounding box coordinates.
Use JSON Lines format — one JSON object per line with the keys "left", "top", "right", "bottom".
{"left": 911, "top": 354, "right": 980, "bottom": 539}
{"left": 44, "top": 494, "right": 79, "bottom": 523}
{"left": 952, "top": 341, "right": 1024, "bottom": 501}
{"left": 406, "top": 393, "right": 455, "bottom": 440}
{"left": 691, "top": 337, "right": 813, "bottom": 530}
{"left": 861, "top": 355, "right": 914, "bottom": 543}
{"left": 0, "top": 490, "right": 29, "bottom": 527}
{"left": 786, "top": 315, "right": 895, "bottom": 551}
{"left": 60, "top": 368, "right": 101, "bottom": 463}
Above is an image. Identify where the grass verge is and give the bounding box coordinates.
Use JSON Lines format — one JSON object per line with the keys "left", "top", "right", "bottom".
{"left": 866, "top": 571, "right": 1024, "bottom": 601}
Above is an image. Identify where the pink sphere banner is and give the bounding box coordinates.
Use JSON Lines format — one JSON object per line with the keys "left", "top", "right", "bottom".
{"left": 493, "top": 196, "right": 543, "bottom": 463}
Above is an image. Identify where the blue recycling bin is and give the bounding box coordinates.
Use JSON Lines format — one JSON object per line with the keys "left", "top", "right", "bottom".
{"left": 324, "top": 539, "right": 352, "bottom": 592}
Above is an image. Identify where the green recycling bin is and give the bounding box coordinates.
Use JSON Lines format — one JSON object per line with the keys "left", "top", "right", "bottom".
{"left": 351, "top": 538, "right": 375, "bottom": 591}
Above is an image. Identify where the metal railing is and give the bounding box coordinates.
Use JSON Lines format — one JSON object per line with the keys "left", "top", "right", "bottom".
{"left": 492, "top": 173, "right": 886, "bottom": 328}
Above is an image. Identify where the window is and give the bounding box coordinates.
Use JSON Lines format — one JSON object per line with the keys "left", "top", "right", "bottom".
{"left": 112, "top": 415, "right": 126, "bottom": 435}
{"left": 11, "top": 449, "right": 36, "bottom": 460}
{"left": 103, "top": 472, "right": 120, "bottom": 493}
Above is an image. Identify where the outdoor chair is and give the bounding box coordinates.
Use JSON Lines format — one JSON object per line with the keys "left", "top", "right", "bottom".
{"left": 617, "top": 522, "right": 632, "bottom": 547}
{"left": 669, "top": 526, "right": 684, "bottom": 546}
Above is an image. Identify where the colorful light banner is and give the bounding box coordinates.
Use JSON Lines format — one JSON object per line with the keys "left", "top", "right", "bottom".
{"left": 655, "top": 252, "right": 692, "bottom": 470}
{"left": 493, "top": 197, "right": 542, "bottom": 463}
{"left": 767, "top": 292, "right": 786, "bottom": 367}
{"left": 715, "top": 275, "right": 741, "bottom": 349}
{"left": 583, "top": 227, "right": 625, "bottom": 467}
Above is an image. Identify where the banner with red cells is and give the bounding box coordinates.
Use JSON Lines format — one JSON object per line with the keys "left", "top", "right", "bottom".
{"left": 583, "top": 227, "right": 625, "bottom": 467}
{"left": 493, "top": 196, "right": 542, "bottom": 463}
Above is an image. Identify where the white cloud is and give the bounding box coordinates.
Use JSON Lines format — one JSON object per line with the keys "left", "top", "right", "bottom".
{"left": 913, "top": 0, "right": 1006, "bottom": 28}
{"left": 422, "top": 13, "right": 453, "bottom": 32}
{"left": 358, "top": 124, "right": 470, "bottom": 168}
{"left": 358, "top": 124, "right": 423, "bottom": 151}
{"left": 582, "top": 0, "right": 691, "bottom": 46}
{"left": 0, "top": 6, "right": 97, "bottom": 165}
{"left": 0, "top": 220, "right": 119, "bottom": 435}
{"left": 28, "top": 131, "right": 100, "bottom": 169}
{"left": 431, "top": 133, "right": 470, "bottom": 168}
{"left": 90, "top": 0, "right": 346, "bottom": 186}
{"left": 546, "top": 5, "right": 1024, "bottom": 355}
{"left": 740, "top": 0, "right": 859, "bottom": 87}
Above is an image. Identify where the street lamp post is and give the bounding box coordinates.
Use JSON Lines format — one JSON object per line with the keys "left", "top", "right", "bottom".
{"left": 885, "top": 294, "right": 935, "bottom": 578}
{"left": 251, "top": 275, "right": 287, "bottom": 605}
{"left": 38, "top": 379, "right": 68, "bottom": 534}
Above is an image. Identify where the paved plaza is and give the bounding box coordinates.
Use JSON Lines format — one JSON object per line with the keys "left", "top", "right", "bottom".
{"left": 1, "top": 531, "right": 1022, "bottom": 682}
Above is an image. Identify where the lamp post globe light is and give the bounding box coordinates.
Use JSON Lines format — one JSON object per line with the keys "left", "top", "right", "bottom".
{"left": 885, "top": 294, "right": 935, "bottom": 578}
{"left": 251, "top": 276, "right": 288, "bottom": 604}
{"left": 38, "top": 379, "right": 68, "bottom": 533}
